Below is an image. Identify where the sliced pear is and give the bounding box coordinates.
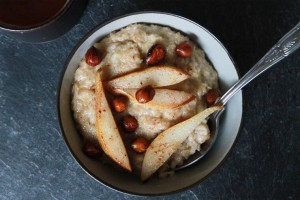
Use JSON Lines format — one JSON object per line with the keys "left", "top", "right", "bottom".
{"left": 111, "top": 88, "right": 196, "bottom": 109}
{"left": 95, "top": 71, "right": 132, "bottom": 172}
{"left": 141, "top": 106, "right": 222, "bottom": 180}
{"left": 105, "top": 65, "right": 190, "bottom": 90}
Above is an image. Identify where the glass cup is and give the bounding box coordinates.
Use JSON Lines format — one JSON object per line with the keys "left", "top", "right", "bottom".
{"left": 0, "top": 0, "right": 87, "bottom": 43}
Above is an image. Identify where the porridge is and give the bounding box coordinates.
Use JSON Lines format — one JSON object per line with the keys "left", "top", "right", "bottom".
{"left": 71, "top": 24, "right": 220, "bottom": 179}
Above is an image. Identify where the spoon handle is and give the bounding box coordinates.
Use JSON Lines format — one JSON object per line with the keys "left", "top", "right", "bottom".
{"left": 220, "top": 21, "right": 300, "bottom": 105}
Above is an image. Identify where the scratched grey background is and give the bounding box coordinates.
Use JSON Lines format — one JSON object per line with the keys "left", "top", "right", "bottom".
{"left": 1, "top": 0, "right": 300, "bottom": 199}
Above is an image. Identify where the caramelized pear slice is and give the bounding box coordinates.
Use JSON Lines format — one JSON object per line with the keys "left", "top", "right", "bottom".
{"left": 95, "top": 71, "right": 131, "bottom": 172}
{"left": 106, "top": 66, "right": 190, "bottom": 90}
{"left": 111, "top": 88, "right": 195, "bottom": 109}
{"left": 141, "top": 106, "right": 222, "bottom": 180}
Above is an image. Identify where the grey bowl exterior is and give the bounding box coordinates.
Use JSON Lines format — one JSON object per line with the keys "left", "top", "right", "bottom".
{"left": 0, "top": 0, "right": 87, "bottom": 43}
{"left": 57, "top": 12, "right": 243, "bottom": 196}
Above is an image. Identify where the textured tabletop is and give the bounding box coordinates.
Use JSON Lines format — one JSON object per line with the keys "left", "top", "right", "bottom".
{"left": 0, "top": 0, "right": 299, "bottom": 199}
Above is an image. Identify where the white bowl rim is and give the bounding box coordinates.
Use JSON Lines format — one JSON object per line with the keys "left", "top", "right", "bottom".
{"left": 57, "top": 11, "right": 244, "bottom": 196}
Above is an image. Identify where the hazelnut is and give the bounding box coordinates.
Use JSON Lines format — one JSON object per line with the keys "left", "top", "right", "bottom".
{"left": 146, "top": 44, "right": 166, "bottom": 65}
{"left": 176, "top": 41, "right": 193, "bottom": 58}
{"left": 204, "top": 89, "right": 221, "bottom": 106}
{"left": 85, "top": 46, "right": 102, "bottom": 66}
{"left": 123, "top": 115, "right": 138, "bottom": 132}
{"left": 83, "top": 142, "right": 101, "bottom": 157}
{"left": 112, "top": 96, "right": 127, "bottom": 113}
{"left": 135, "top": 85, "right": 155, "bottom": 103}
{"left": 131, "top": 137, "right": 149, "bottom": 153}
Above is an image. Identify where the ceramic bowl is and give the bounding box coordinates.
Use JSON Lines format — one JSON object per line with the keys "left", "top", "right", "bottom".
{"left": 57, "top": 12, "right": 243, "bottom": 196}
{"left": 0, "top": 0, "right": 87, "bottom": 43}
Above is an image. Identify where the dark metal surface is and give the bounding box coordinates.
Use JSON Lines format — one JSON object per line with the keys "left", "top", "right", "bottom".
{"left": 0, "top": 0, "right": 299, "bottom": 199}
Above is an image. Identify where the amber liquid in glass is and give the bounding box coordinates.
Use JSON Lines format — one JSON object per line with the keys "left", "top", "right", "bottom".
{"left": 0, "top": 0, "right": 69, "bottom": 28}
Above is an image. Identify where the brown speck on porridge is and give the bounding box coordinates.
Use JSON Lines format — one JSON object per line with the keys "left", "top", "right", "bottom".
{"left": 72, "top": 23, "right": 219, "bottom": 178}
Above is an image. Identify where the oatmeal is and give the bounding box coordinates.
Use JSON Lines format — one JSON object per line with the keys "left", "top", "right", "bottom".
{"left": 72, "top": 24, "right": 219, "bottom": 176}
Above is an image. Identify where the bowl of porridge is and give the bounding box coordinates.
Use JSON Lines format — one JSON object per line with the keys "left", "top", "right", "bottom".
{"left": 58, "top": 12, "right": 243, "bottom": 195}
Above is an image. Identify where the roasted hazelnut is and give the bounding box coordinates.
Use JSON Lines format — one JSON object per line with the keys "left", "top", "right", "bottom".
{"left": 204, "top": 89, "right": 221, "bottom": 106}
{"left": 146, "top": 44, "right": 166, "bottom": 65}
{"left": 135, "top": 85, "right": 155, "bottom": 103}
{"left": 83, "top": 142, "right": 101, "bottom": 157}
{"left": 176, "top": 41, "right": 193, "bottom": 58}
{"left": 112, "top": 96, "right": 127, "bottom": 113}
{"left": 85, "top": 46, "right": 102, "bottom": 66}
{"left": 123, "top": 115, "right": 138, "bottom": 132}
{"left": 131, "top": 137, "right": 149, "bottom": 153}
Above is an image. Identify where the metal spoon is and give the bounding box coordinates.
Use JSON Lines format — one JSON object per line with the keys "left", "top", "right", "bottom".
{"left": 178, "top": 21, "right": 300, "bottom": 170}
